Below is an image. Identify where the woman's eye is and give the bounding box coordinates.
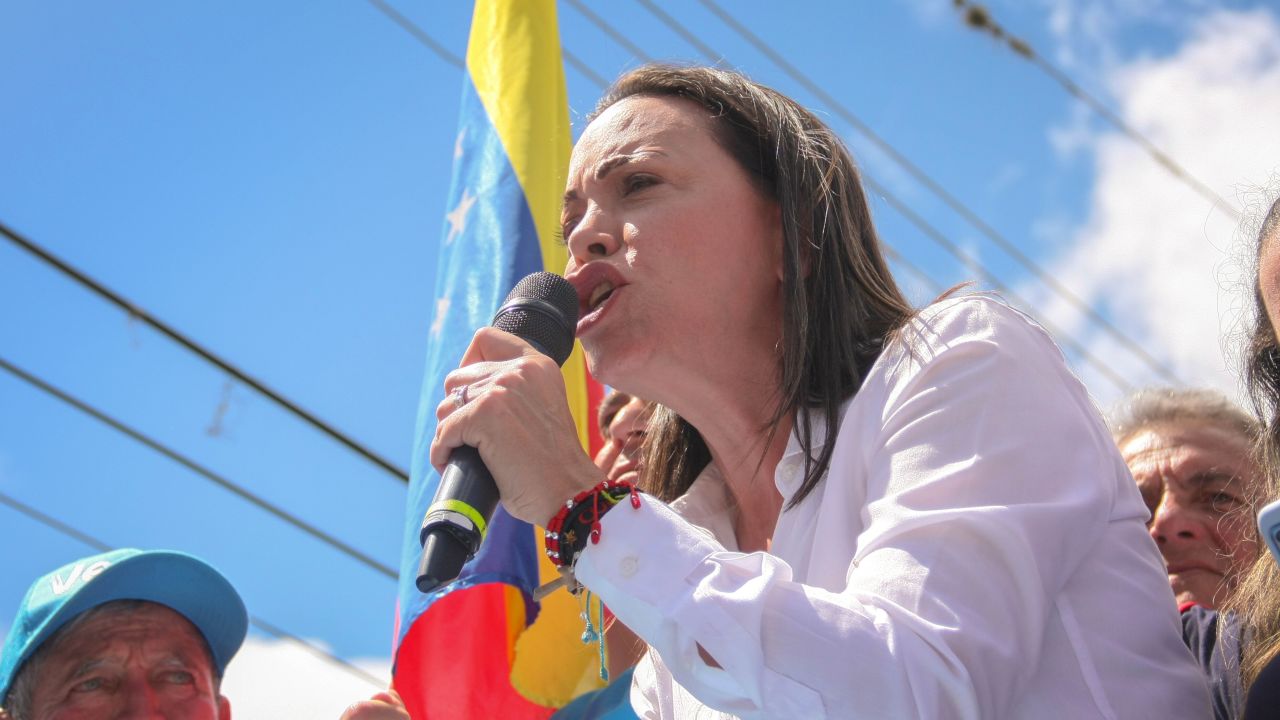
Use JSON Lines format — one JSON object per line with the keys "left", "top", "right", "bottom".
{"left": 623, "top": 174, "right": 657, "bottom": 194}
{"left": 558, "top": 218, "right": 580, "bottom": 244}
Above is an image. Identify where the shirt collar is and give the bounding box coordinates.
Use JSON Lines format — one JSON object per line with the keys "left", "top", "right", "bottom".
{"left": 776, "top": 403, "right": 843, "bottom": 500}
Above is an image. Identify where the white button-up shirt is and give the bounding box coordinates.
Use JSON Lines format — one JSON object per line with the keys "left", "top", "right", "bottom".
{"left": 574, "top": 296, "right": 1210, "bottom": 719}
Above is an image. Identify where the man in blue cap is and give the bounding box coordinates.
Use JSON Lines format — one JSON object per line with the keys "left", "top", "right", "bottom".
{"left": 0, "top": 548, "right": 247, "bottom": 720}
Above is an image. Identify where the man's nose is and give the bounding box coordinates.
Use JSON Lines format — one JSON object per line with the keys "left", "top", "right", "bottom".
{"left": 117, "top": 674, "right": 165, "bottom": 719}
{"left": 1150, "top": 498, "right": 1209, "bottom": 547}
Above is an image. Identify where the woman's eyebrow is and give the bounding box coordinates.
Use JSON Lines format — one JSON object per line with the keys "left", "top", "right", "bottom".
{"left": 594, "top": 149, "right": 667, "bottom": 180}
{"left": 564, "top": 149, "right": 669, "bottom": 205}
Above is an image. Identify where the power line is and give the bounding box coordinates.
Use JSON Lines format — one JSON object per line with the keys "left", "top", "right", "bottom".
{"left": 367, "top": 0, "right": 1135, "bottom": 391}
{"left": 881, "top": 245, "right": 946, "bottom": 296}
{"left": 681, "top": 0, "right": 1181, "bottom": 385}
{"left": 571, "top": 0, "right": 1132, "bottom": 392}
{"left": 0, "top": 490, "right": 387, "bottom": 692}
{"left": 378, "top": 0, "right": 1135, "bottom": 392}
{"left": 0, "top": 354, "right": 398, "bottom": 580}
{"left": 0, "top": 221, "right": 410, "bottom": 484}
{"left": 365, "top": 0, "right": 608, "bottom": 89}
{"left": 565, "top": 0, "right": 650, "bottom": 62}
{"left": 367, "top": 0, "right": 464, "bottom": 67}
{"left": 951, "top": 0, "right": 1241, "bottom": 221}
{"left": 562, "top": 48, "right": 611, "bottom": 89}
{"left": 624, "top": 0, "right": 720, "bottom": 62}
{"left": 868, "top": 181, "right": 1132, "bottom": 392}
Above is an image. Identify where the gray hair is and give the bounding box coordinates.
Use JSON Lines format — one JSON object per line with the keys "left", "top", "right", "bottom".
{"left": 1108, "top": 386, "right": 1260, "bottom": 446}
{"left": 2, "top": 600, "right": 221, "bottom": 719}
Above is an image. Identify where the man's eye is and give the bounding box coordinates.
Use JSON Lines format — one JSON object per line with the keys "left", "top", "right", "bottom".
{"left": 161, "top": 670, "right": 195, "bottom": 685}
{"left": 72, "top": 677, "right": 108, "bottom": 693}
{"left": 1209, "top": 492, "right": 1242, "bottom": 511}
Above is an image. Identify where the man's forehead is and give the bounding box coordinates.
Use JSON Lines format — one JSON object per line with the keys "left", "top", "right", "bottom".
{"left": 1125, "top": 421, "right": 1251, "bottom": 451}
{"left": 1123, "top": 423, "right": 1257, "bottom": 477}
{"left": 46, "top": 603, "right": 211, "bottom": 665}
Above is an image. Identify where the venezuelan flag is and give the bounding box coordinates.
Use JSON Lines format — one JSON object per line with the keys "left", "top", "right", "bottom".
{"left": 393, "top": 1, "right": 611, "bottom": 717}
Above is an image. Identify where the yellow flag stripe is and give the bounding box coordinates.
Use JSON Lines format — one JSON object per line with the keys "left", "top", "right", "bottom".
{"left": 466, "top": 0, "right": 603, "bottom": 704}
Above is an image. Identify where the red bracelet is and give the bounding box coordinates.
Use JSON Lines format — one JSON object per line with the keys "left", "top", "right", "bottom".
{"left": 545, "top": 479, "right": 641, "bottom": 568}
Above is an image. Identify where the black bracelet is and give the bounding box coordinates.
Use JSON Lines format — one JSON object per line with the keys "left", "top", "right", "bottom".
{"left": 545, "top": 480, "right": 640, "bottom": 569}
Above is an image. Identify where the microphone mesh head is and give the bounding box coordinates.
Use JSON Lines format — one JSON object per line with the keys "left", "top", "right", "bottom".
{"left": 493, "top": 272, "right": 579, "bottom": 367}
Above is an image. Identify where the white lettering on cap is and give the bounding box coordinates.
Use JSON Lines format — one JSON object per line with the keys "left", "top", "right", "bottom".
{"left": 49, "top": 560, "right": 113, "bottom": 596}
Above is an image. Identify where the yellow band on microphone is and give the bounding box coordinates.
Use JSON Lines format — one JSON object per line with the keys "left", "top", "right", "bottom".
{"left": 428, "top": 499, "right": 489, "bottom": 539}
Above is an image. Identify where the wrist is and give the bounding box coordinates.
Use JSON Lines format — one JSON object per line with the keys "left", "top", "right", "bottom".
{"left": 545, "top": 478, "right": 642, "bottom": 569}
{"left": 538, "top": 461, "right": 605, "bottom": 528}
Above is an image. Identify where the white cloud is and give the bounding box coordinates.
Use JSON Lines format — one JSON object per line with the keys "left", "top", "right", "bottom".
{"left": 220, "top": 635, "right": 391, "bottom": 719}
{"left": 1047, "top": 101, "right": 1095, "bottom": 161}
{"left": 899, "top": 0, "right": 951, "bottom": 27}
{"left": 1039, "top": 0, "right": 1209, "bottom": 73}
{"left": 1025, "top": 8, "right": 1280, "bottom": 407}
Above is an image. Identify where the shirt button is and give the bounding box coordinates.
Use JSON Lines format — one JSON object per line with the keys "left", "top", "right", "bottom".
{"left": 619, "top": 556, "right": 639, "bottom": 578}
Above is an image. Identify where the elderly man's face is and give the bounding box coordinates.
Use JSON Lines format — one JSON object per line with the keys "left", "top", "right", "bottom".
{"left": 21, "top": 603, "right": 229, "bottom": 720}
{"left": 1121, "top": 422, "right": 1262, "bottom": 609}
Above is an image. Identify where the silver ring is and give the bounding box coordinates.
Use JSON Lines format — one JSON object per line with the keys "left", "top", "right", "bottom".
{"left": 451, "top": 384, "right": 470, "bottom": 410}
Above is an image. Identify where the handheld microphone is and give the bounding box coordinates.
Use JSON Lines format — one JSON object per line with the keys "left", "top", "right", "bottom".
{"left": 416, "top": 271, "right": 579, "bottom": 593}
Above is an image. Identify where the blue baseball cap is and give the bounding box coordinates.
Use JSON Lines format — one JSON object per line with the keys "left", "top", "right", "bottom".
{"left": 0, "top": 548, "right": 248, "bottom": 702}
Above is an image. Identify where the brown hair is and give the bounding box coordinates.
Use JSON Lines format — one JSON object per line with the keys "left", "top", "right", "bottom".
{"left": 589, "top": 65, "right": 914, "bottom": 506}
{"left": 1226, "top": 194, "right": 1280, "bottom": 688}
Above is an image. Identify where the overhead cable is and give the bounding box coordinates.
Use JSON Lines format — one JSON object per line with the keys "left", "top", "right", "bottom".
{"left": 0, "top": 490, "right": 387, "bottom": 691}
{"left": 0, "top": 355, "right": 397, "bottom": 579}
{"left": 951, "top": 0, "right": 1241, "bottom": 221}
{"left": 0, "top": 221, "right": 410, "bottom": 483}
{"left": 682, "top": 0, "right": 1181, "bottom": 385}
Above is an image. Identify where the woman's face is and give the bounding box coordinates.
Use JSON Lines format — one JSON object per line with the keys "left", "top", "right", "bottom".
{"left": 562, "top": 95, "right": 784, "bottom": 396}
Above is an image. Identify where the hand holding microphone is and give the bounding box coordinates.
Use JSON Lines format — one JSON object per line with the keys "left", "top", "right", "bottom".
{"left": 418, "top": 272, "right": 604, "bottom": 592}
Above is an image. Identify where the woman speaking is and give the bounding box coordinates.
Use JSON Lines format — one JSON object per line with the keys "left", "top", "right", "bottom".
{"left": 430, "top": 65, "right": 1207, "bottom": 719}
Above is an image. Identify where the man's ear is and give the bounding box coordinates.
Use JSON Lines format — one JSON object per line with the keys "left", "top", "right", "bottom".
{"left": 217, "top": 695, "right": 232, "bottom": 720}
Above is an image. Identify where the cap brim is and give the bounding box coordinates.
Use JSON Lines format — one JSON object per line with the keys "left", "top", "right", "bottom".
{"left": 9, "top": 551, "right": 247, "bottom": 692}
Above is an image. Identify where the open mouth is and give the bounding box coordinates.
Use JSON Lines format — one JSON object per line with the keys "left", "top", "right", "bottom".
{"left": 587, "top": 280, "right": 616, "bottom": 313}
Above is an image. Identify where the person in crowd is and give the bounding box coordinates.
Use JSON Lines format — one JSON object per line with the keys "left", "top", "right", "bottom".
{"left": 1110, "top": 387, "right": 1263, "bottom": 610}
{"left": 1222, "top": 193, "right": 1280, "bottom": 717}
{"left": 429, "top": 64, "right": 1209, "bottom": 718}
{"left": 595, "top": 391, "right": 654, "bottom": 487}
{"left": 0, "top": 548, "right": 246, "bottom": 720}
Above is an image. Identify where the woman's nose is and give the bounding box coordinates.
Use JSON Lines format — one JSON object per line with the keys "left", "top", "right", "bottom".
{"left": 566, "top": 206, "right": 622, "bottom": 264}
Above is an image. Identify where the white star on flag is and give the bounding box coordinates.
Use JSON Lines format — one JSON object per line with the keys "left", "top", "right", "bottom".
{"left": 454, "top": 127, "right": 467, "bottom": 159}
{"left": 445, "top": 188, "right": 476, "bottom": 245}
{"left": 430, "top": 296, "right": 451, "bottom": 337}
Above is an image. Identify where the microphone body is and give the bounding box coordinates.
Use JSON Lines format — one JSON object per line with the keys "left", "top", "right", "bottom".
{"left": 416, "top": 272, "right": 579, "bottom": 593}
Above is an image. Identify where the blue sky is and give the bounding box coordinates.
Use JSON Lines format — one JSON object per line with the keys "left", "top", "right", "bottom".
{"left": 2, "top": 1, "right": 1278, "bottom": 715}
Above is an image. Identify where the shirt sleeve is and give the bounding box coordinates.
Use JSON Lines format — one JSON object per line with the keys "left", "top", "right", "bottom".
{"left": 573, "top": 299, "right": 1121, "bottom": 719}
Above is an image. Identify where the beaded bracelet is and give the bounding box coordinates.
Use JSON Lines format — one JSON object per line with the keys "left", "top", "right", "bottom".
{"left": 544, "top": 479, "right": 641, "bottom": 569}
